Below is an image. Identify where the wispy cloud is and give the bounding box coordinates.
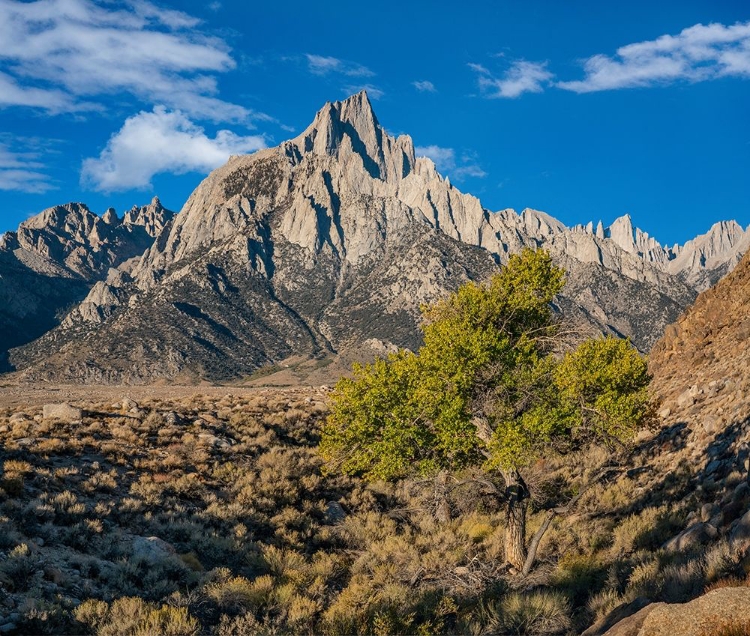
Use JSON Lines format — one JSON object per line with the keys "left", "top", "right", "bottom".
{"left": 305, "top": 54, "right": 374, "bottom": 77}
{"left": 0, "top": 71, "right": 91, "bottom": 113}
{"left": 558, "top": 21, "right": 750, "bottom": 93}
{"left": 0, "top": 140, "right": 54, "bottom": 193}
{"left": 81, "top": 107, "right": 266, "bottom": 192}
{"left": 471, "top": 60, "right": 553, "bottom": 98}
{"left": 343, "top": 84, "right": 385, "bottom": 100}
{"left": 0, "top": 0, "right": 263, "bottom": 122}
{"left": 412, "top": 80, "right": 437, "bottom": 93}
{"left": 415, "top": 145, "right": 487, "bottom": 180}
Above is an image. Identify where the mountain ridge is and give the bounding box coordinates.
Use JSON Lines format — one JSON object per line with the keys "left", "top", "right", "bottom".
{"left": 5, "top": 91, "right": 750, "bottom": 383}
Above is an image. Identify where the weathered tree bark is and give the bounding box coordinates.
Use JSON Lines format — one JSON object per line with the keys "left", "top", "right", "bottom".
{"left": 502, "top": 469, "right": 529, "bottom": 570}
{"left": 434, "top": 470, "right": 451, "bottom": 523}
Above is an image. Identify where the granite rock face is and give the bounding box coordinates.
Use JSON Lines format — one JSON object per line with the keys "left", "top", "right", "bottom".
{"left": 7, "top": 92, "right": 750, "bottom": 383}
{"left": 0, "top": 198, "right": 174, "bottom": 360}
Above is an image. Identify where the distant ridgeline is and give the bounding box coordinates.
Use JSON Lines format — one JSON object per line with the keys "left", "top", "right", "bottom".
{"left": 2, "top": 91, "right": 749, "bottom": 383}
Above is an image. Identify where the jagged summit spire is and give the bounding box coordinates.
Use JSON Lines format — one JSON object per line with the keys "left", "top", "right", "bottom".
{"left": 289, "top": 91, "right": 415, "bottom": 183}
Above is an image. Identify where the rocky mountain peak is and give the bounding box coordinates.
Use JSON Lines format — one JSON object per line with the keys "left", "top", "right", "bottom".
{"left": 122, "top": 196, "right": 173, "bottom": 238}
{"left": 289, "top": 90, "right": 415, "bottom": 183}
{"left": 102, "top": 208, "right": 120, "bottom": 225}
{"left": 605, "top": 214, "right": 636, "bottom": 251}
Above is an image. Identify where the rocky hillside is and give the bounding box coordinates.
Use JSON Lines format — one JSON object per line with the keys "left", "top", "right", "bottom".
{"left": 650, "top": 249, "right": 750, "bottom": 430}
{"left": 0, "top": 198, "right": 174, "bottom": 362}
{"left": 7, "top": 92, "right": 750, "bottom": 383}
{"left": 566, "top": 248, "right": 750, "bottom": 635}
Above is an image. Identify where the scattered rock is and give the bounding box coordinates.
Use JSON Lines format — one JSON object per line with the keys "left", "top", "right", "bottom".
{"left": 664, "top": 522, "right": 717, "bottom": 552}
{"left": 122, "top": 398, "right": 138, "bottom": 411}
{"left": 701, "top": 415, "right": 721, "bottom": 436}
{"left": 730, "top": 510, "right": 750, "bottom": 546}
{"left": 676, "top": 390, "right": 695, "bottom": 409}
{"left": 658, "top": 407, "right": 671, "bottom": 419}
{"left": 700, "top": 503, "right": 718, "bottom": 523}
{"left": 197, "top": 433, "right": 230, "bottom": 448}
{"left": 9, "top": 412, "right": 31, "bottom": 423}
{"left": 635, "top": 429, "right": 652, "bottom": 443}
{"left": 131, "top": 536, "right": 177, "bottom": 563}
{"left": 324, "top": 501, "right": 347, "bottom": 524}
{"left": 732, "top": 482, "right": 749, "bottom": 502}
{"left": 705, "top": 459, "right": 724, "bottom": 475}
{"left": 42, "top": 402, "right": 82, "bottom": 421}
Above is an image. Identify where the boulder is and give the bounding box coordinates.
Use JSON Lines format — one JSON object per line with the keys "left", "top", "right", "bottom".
{"left": 730, "top": 509, "right": 750, "bottom": 546}
{"left": 676, "top": 389, "right": 695, "bottom": 409}
{"left": 581, "top": 596, "right": 652, "bottom": 636}
{"left": 663, "top": 522, "right": 717, "bottom": 552}
{"left": 324, "top": 501, "right": 347, "bottom": 524}
{"left": 700, "top": 503, "right": 718, "bottom": 523}
{"left": 42, "top": 403, "right": 82, "bottom": 421}
{"left": 701, "top": 415, "right": 721, "bottom": 436}
{"left": 632, "top": 587, "right": 750, "bottom": 636}
{"left": 131, "top": 536, "right": 177, "bottom": 563}
{"left": 197, "top": 433, "right": 230, "bottom": 448}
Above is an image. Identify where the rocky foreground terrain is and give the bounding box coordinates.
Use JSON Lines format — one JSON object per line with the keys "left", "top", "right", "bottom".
{"left": 3, "top": 91, "right": 750, "bottom": 384}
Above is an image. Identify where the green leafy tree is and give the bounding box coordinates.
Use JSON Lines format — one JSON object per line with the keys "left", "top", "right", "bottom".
{"left": 320, "top": 249, "right": 651, "bottom": 572}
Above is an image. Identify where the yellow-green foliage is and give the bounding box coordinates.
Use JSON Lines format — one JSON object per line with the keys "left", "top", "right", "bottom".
{"left": 322, "top": 249, "right": 650, "bottom": 482}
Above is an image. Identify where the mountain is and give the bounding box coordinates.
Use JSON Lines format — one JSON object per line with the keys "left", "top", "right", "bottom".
{"left": 650, "top": 248, "right": 750, "bottom": 429}
{"left": 6, "top": 92, "right": 750, "bottom": 383}
{"left": 0, "top": 198, "right": 174, "bottom": 363}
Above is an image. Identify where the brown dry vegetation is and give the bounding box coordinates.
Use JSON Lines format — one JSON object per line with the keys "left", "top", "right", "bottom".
{"left": 0, "top": 388, "right": 749, "bottom": 635}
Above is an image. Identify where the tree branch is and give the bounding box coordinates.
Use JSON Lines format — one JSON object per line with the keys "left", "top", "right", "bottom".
{"left": 520, "top": 465, "right": 622, "bottom": 576}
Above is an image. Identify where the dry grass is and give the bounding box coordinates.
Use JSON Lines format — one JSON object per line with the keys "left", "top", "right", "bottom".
{"left": 0, "top": 386, "right": 749, "bottom": 634}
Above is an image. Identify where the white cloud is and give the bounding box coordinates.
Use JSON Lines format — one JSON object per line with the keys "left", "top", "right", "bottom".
{"left": 305, "top": 54, "right": 374, "bottom": 77}
{"left": 81, "top": 107, "right": 266, "bottom": 192}
{"left": 415, "top": 145, "right": 487, "bottom": 180}
{"left": 0, "top": 142, "right": 53, "bottom": 193}
{"left": 343, "top": 84, "right": 385, "bottom": 100}
{"left": 558, "top": 21, "right": 750, "bottom": 93}
{"left": 0, "top": 71, "right": 94, "bottom": 112}
{"left": 472, "top": 60, "right": 553, "bottom": 98}
{"left": 412, "top": 80, "right": 436, "bottom": 92}
{"left": 0, "top": 0, "right": 261, "bottom": 122}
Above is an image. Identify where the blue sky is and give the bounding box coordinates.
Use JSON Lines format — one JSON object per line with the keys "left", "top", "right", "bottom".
{"left": 0, "top": 0, "right": 748, "bottom": 245}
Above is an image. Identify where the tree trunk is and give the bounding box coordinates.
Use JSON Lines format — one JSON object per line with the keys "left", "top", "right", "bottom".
{"left": 502, "top": 469, "right": 529, "bottom": 570}
{"left": 434, "top": 470, "right": 451, "bottom": 523}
